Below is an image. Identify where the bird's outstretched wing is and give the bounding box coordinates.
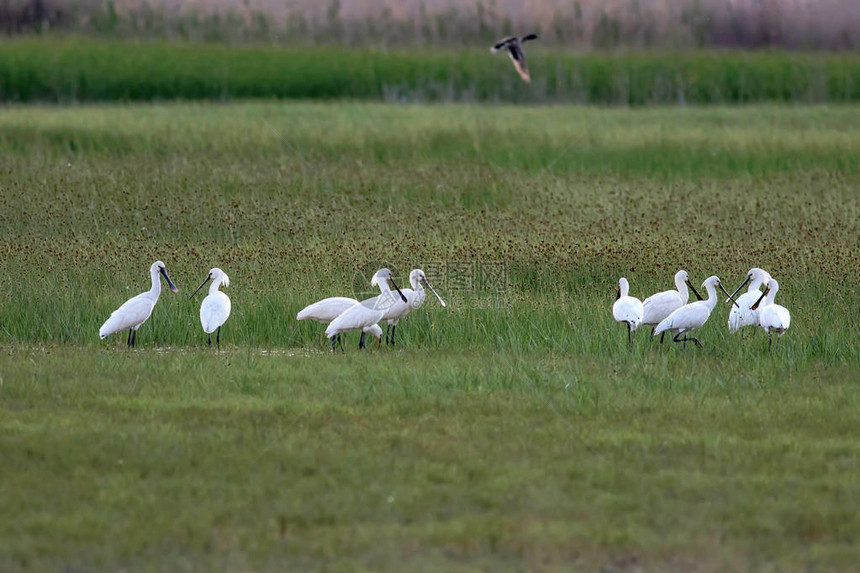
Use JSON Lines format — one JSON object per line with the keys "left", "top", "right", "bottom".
{"left": 521, "top": 33, "right": 538, "bottom": 42}
{"left": 490, "top": 36, "right": 516, "bottom": 52}
{"left": 507, "top": 46, "right": 531, "bottom": 83}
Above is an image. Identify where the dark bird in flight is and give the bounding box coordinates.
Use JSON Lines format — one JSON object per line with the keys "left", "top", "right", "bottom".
{"left": 490, "top": 34, "right": 538, "bottom": 83}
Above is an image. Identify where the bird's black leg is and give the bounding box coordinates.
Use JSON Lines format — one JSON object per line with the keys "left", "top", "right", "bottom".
{"left": 385, "top": 324, "right": 391, "bottom": 345}
{"left": 390, "top": 324, "right": 397, "bottom": 347}
{"left": 627, "top": 325, "right": 632, "bottom": 345}
{"left": 131, "top": 329, "right": 137, "bottom": 348}
{"left": 690, "top": 336, "right": 702, "bottom": 348}
{"left": 216, "top": 327, "right": 221, "bottom": 349}
{"left": 359, "top": 332, "right": 366, "bottom": 349}
{"left": 672, "top": 332, "right": 686, "bottom": 349}
{"left": 330, "top": 336, "right": 337, "bottom": 352}
{"left": 127, "top": 328, "right": 133, "bottom": 347}
{"left": 207, "top": 333, "right": 212, "bottom": 346}
{"left": 660, "top": 331, "right": 665, "bottom": 344}
{"left": 768, "top": 332, "right": 773, "bottom": 351}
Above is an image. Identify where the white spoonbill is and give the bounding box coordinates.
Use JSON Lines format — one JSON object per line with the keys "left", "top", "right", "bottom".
{"left": 190, "top": 267, "right": 231, "bottom": 348}
{"left": 612, "top": 277, "right": 644, "bottom": 344}
{"left": 751, "top": 278, "right": 791, "bottom": 349}
{"left": 726, "top": 267, "right": 772, "bottom": 334}
{"left": 372, "top": 269, "right": 446, "bottom": 346}
{"left": 654, "top": 276, "right": 738, "bottom": 348}
{"left": 99, "top": 260, "right": 179, "bottom": 347}
{"left": 324, "top": 269, "right": 407, "bottom": 351}
{"left": 297, "top": 296, "right": 383, "bottom": 349}
{"left": 641, "top": 270, "right": 703, "bottom": 342}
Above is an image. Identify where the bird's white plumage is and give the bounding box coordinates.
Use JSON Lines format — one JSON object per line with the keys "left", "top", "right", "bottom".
{"left": 322, "top": 268, "right": 404, "bottom": 342}
{"left": 297, "top": 297, "right": 362, "bottom": 323}
{"left": 297, "top": 296, "right": 383, "bottom": 338}
{"left": 727, "top": 267, "right": 772, "bottom": 333}
{"left": 655, "top": 276, "right": 727, "bottom": 339}
{"left": 612, "top": 277, "right": 643, "bottom": 332}
{"left": 756, "top": 279, "right": 791, "bottom": 338}
{"left": 99, "top": 260, "right": 178, "bottom": 341}
{"left": 199, "top": 268, "right": 231, "bottom": 334}
{"left": 325, "top": 302, "right": 386, "bottom": 340}
{"left": 641, "top": 270, "right": 697, "bottom": 326}
{"left": 100, "top": 295, "right": 157, "bottom": 338}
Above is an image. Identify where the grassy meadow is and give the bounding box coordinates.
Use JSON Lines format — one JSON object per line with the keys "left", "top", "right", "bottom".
{"left": 2, "top": 101, "right": 860, "bottom": 571}
{"left": 4, "top": 38, "right": 860, "bottom": 105}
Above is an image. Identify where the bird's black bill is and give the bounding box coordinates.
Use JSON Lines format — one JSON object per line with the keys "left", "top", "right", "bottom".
{"left": 190, "top": 276, "right": 212, "bottom": 299}
{"left": 727, "top": 275, "right": 751, "bottom": 303}
{"left": 686, "top": 280, "right": 704, "bottom": 301}
{"left": 421, "top": 277, "right": 447, "bottom": 307}
{"left": 389, "top": 278, "right": 408, "bottom": 303}
{"left": 719, "top": 283, "right": 740, "bottom": 307}
{"left": 751, "top": 288, "right": 769, "bottom": 311}
{"left": 160, "top": 267, "right": 179, "bottom": 293}
{"left": 521, "top": 33, "right": 538, "bottom": 42}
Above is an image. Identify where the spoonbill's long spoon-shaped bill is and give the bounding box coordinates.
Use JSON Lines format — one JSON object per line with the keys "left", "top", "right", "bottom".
{"left": 379, "top": 269, "right": 447, "bottom": 347}
{"left": 99, "top": 260, "right": 179, "bottom": 347}
{"left": 421, "top": 276, "right": 447, "bottom": 307}
{"left": 191, "top": 268, "right": 231, "bottom": 348}
{"left": 727, "top": 267, "right": 770, "bottom": 301}
{"left": 389, "top": 277, "right": 408, "bottom": 303}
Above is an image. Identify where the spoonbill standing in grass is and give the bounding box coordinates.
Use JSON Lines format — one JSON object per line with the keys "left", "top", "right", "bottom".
{"left": 612, "top": 277, "right": 644, "bottom": 344}
{"left": 726, "top": 267, "right": 772, "bottom": 334}
{"left": 297, "top": 296, "right": 383, "bottom": 349}
{"left": 324, "top": 269, "right": 408, "bottom": 351}
{"left": 654, "top": 276, "right": 738, "bottom": 348}
{"left": 99, "top": 260, "right": 179, "bottom": 347}
{"left": 372, "top": 269, "right": 446, "bottom": 346}
{"left": 751, "top": 278, "right": 791, "bottom": 349}
{"left": 190, "top": 268, "right": 231, "bottom": 348}
{"left": 641, "top": 270, "right": 703, "bottom": 342}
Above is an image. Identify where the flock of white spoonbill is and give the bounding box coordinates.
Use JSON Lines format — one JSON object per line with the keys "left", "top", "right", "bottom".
{"left": 98, "top": 261, "right": 789, "bottom": 351}
{"left": 613, "top": 268, "right": 791, "bottom": 349}
{"left": 98, "top": 263, "right": 446, "bottom": 350}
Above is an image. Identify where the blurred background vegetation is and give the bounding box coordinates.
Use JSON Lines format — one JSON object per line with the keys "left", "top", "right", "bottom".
{"left": 1, "top": 2, "right": 859, "bottom": 104}
{"left": 2, "top": 0, "right": 859, "bottom": 50}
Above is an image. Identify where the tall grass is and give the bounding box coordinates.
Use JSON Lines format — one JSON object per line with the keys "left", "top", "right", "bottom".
{"left": 3, "top": 38, "right": 860, "bottom": 104}
{"left": 0, "top": 102, "right": 858, "bottom": 363}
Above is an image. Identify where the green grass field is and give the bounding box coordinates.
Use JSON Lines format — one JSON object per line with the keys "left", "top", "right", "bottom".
{"left": 2, "top": 102, "right": 860, "bottom": 571}
{"left": 3, "top": 38, "right": 860, "bottom": 105}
